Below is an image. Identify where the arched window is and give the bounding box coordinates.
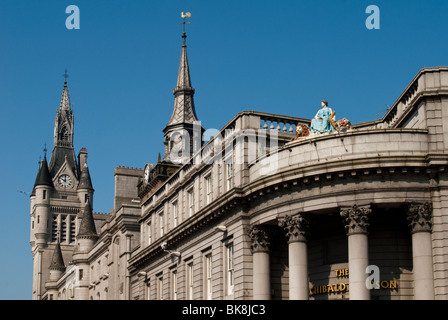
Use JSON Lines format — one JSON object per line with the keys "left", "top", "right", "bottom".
{"left": 59, "top": 126, "right": 69, "bottom": 141}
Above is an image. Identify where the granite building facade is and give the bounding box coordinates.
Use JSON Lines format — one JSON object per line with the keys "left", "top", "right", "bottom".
{"left": 30, "top": 30, "right": 448, "bottom": 300}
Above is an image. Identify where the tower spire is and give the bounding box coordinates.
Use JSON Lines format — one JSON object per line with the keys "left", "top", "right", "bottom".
{"left": 165, "top": 13, "right": 198, "bottom": 128}
{"left": 60, "top": 70, "right": 71, "bottom": 110}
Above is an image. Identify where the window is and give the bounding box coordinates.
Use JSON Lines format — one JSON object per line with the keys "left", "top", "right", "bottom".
{"left": 61, "top": 218, "right": 67, "bottom": 242}
{"left": 188, "top": 189, "right": 194, "bottom": 217}
{"left": 172, "top": 201, "right": 178, "bottom": 228}
{"left": 43, "top": 190, "right": 47, "bottom": 200}
{"left": 172, "top": 270, "right": 178, "bottom": 300}
{"left": 157, "top": 276, "right": 163, "bottom": 300}
{"left": 159, "top": 212, "right": 164, "bottom": 237}
{"left": 226, "top": 243, "right": 234, "bottom": 295}
{"left": 205, "top": 254, "right": 212, "bottom": 300}
{"left": 69, "top": 216, "right": 76, "bottom": 243}
{"left": 51, "top": 216, "right": 58, "bottom": 242}
{"left": 226, "top": 163, "right": 233, "bottom": 191}
{"left": 187, "top": 262, "right": 194, "bottom": 299}
{"left": 147, "top": 221, "right": 152, "bottom": 245}
{"left": 205, "top": 175, "right": 212, "bottom": 205}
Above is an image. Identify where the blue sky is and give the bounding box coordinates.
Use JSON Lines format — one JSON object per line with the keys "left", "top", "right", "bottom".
{"left": 1, "top": 0, "right": 447, "bottom": 300}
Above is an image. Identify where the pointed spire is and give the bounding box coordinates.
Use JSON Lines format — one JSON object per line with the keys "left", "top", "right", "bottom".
{"left": 78, "top": 163, "right": 93, "bottom": 190}
{"left": 49, "top": 238, "right": 65, "bottom": 271}
{"left": 77, "top": 200, "right": 98, "bottom": 240}
{"left": 165, "top": 31, "right": 199, "bottom": 128}
{"left": 60, "top": 70, "right": 71, "bottom": 110}
{"left": 34, "top": 153, "right": 54, "bottom": 188}
{"left": 175, "top": 32, "right": 193, "bottom": 90}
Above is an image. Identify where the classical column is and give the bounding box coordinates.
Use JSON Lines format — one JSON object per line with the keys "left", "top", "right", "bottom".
{"left": 248, "top": 225, "right": 271, "bottom": 300}
{"left": 340, "top": 204, "right": 371, "bottom": 300}
{"left": 279, "top": 214, "right": 310, "bottom": 300}
{"left": 407, "top": 202, "right": 434, "bottom": 300}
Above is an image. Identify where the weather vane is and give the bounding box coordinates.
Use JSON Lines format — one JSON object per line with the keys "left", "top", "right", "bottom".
{"left": 180, "top": 12, "right": 191, "bottom": 33}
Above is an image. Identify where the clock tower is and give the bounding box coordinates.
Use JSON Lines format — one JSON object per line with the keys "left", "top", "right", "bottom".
{"left": 30, "top": 75, "right": 95, "bottom": 300}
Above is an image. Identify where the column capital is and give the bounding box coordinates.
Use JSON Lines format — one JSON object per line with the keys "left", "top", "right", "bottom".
{"left": 406, "top": 202, "right": 433, "bottom": 234}
{"left": 340, "top": 204, "right": 371, "bottom": 236}
{"left": 248, "top": 225, "right": 271, "bottom": 253}
{"left": 278, "top": 213, "right": 310, "bottom": 243}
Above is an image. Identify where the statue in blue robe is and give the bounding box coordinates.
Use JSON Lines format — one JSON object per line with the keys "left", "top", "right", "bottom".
{"left": 310, "top": 100, "right": 335, "bottom": 134}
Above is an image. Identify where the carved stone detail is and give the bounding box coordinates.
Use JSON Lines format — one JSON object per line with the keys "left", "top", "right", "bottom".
{"left": 340, "top": 204, "right": 371, "bottom": 235}
{"left": 278, "top": 214, "right": 310, "bottom": 243}
{"left": 406, "top": 202, "right": 433, "bottom": 234}
{"left": 247, "top": 225, "right": 271, "bottom": 253}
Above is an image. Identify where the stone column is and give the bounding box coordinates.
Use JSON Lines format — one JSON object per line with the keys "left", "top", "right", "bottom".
{"left": 407, "top": 202, "right": 434, "bottom": 300}
{"left": 340, "top": 204, "right": 371, "bottom": 300}
{"left": 248, "top": 225, "right": 271, "bottom": 300}
{"left": 279, "top": 214, "right": 310, "bottom": 300}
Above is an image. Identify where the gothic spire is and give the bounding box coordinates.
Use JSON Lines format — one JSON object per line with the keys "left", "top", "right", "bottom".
{"left": 60, "top": 70, "right": 71, "bottom": 110}
{"left": 49, "top": 73, "right": 77, "bottom": 178}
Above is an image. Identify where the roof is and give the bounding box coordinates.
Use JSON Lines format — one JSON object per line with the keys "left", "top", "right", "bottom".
{"left": 77, "top": 200, "right": 98, "bottom": 240}
{"left": 77, "top": 163, "right": 93, "bottom": 190}
{"left": 33, "top": 156, "right": 54, "bottom": 188}
{"left": 48, "top": 240, "right": 65, "bottom": 271}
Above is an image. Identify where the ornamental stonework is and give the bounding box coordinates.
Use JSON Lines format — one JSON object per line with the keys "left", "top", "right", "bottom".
{"left": 406, "top": 202, "right": 433, "bottom": 234}
{"left": 340, "top": 204, "right": 371, "bottom": 235}
{"left": 247, "top": 225, "right": 271, "bottom": 253}
{"left": 278, "top": 213, "right": 310, "bottom": 243}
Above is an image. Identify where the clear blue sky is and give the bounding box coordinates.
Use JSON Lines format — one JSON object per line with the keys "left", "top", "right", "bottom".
{"left": 1, "top": 0, "right": 447, "bottom": 300}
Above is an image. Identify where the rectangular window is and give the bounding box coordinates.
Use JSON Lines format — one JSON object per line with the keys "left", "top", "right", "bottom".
{"left": 226, "top": 163, "right": 233, "bottom": 191}
{"left": 226, "top": 243, "right": 234, "bottom": 295}
{"left": 187, "top": 262, "right": 194, "bottom": 299}
{"left": 159, "top": 212, "right": 164, "bottom": 237}
{"left": 147, "top": 221, "right": 152, "bottom": 245}
{"left": 157, "top": 276, "right": 163, "bottom": 300}
{"left": 173, "top": 201, "right": 178, "bottom": 228}
{"left": 69, "top": 216, "right": 76, "bottom": 243}
{"left": 172, "top": 270, "right": 178, "bottom": 300}
{"left": 43, "top": 190, "right": 47, "bottom": 200}
{"left": 205, "top": 175, "right": 212, "bottom": 205}
{"left": 188, "top": 189, "right": 194, "bottom": 217}
{"left": 205, "top": 253, "right": 213, "bottom": 300}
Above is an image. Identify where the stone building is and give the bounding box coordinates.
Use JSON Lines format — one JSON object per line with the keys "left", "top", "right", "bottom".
{"left": 30, "top": 29, "right": 448, "bottom": 300}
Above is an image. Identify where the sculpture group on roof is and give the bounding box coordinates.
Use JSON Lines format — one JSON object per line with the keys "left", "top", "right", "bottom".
{"left": 292, "top": 100, "right": 352, "bottom": 141}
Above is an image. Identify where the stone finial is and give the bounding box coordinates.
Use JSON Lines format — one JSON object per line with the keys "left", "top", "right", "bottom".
{"left": 278, "top": 213, "right": 310, "bottom": 243}
{"left": 406, "top": 202, "right": 433, "bottom": 234}
{"left": 340, "top": 204, "right": 371, "bottom": 235}
{"left": 247, "top": 225, "right": 270, "bottom": 253}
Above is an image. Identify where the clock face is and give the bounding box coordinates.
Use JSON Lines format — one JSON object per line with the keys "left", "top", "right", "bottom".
{"left": 58, "top": 174, "right": 72, "bottom": 188}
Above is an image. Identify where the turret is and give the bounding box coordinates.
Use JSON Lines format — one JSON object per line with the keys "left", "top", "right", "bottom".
{"left": 32, "top": 155, "right": 54, "bottom": 249}
{"left": 77, "top": 148, "right": 94, "bottom": 206}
